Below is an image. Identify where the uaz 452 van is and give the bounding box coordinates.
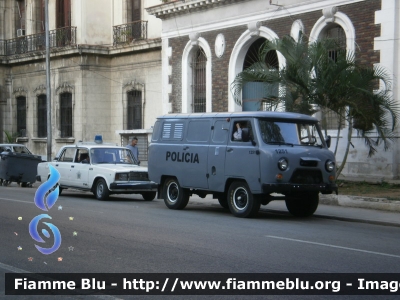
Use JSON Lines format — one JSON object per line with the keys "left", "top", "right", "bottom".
{"left": 148, "top": 112, "right": 338, "bottom": 218}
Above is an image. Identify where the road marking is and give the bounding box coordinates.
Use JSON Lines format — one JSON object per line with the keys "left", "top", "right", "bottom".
{"left": 0, "top": 197, "right": 33, "bottom": 204}
{"left": 0, "top": 197, "right": 104, "bottom": 214}
{"left": 266, "top": 235, "right": 400, "bottom": 259}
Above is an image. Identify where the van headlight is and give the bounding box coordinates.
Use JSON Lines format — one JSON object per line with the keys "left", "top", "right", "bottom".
{"left": 115, "top": 173, "right": 129, "bottom": 181}
{"left": 325, "top": 160, "right": 335, "bottom": 172}
{"left": 278, "top": 158, "right": 288, "bottom": 171}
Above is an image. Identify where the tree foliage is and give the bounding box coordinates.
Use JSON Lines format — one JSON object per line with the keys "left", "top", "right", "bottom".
{"left": 231, "top": 35, "right": 400, "bottom": 178}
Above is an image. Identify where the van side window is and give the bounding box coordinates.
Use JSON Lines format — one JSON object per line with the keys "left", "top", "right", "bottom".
{"left": 232, "top": 121, "right": 252, "bottom": 142}
{"left": 212, "top": 120, "right": 228, "bottom": 143}
{"left": 186, "top": 120, "right": 210, "bottom": 142}
{"left": 151, "top": 121, "right": 161, "bottom": 141}
{"left": 162, "top": 122, "right": 184, "bottom": 140}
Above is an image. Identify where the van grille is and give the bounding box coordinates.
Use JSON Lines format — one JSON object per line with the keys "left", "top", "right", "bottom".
{"left": 129, "top": 172, "right": 149, "bottom": 181}
{"left": 300, "top": 159, "right": 318, "bottom": 167}
{"left": 290, "top": 169, "right": 323, "bottom": 184}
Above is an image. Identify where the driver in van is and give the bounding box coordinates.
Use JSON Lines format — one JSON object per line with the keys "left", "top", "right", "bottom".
{"left": 233, "top": 122, "right": 243, "bottom": 141}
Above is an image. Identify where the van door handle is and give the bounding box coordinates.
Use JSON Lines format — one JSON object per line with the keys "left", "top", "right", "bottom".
{"left": 183, "top": 146, "right": 189, "bottom": 150}
{"left": 227, "top": 148, "right": 233, "bottom": 152}
{"left": 71, "top": 165, "right": 74, "bottom": 168}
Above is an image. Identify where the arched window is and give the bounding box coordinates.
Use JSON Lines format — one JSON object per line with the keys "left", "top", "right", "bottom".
{"left": 191, "top": 47, "right": 207, "bottom": 112}
{"left": 127, "top": 90, "right": 142, "bottom": 129}
{"left": 322, "top": 25, "right": 346, "bottom": 130}
{"left": 60, "top": 92, "right": 72, "bottom": 137}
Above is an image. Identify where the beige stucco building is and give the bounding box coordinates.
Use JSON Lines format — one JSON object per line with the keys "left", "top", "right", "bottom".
{"left": 0, "top": 0, "right": 162, "bottom": 163}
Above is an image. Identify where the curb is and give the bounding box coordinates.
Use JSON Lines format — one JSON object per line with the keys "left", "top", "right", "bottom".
{"left": 320, "top": 194, "right": 400, "bottom": 213}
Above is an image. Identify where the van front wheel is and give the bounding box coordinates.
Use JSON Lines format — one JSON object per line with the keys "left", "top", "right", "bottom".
{"left": 285, "top": 192, "right": 319, "bottom": 217}
{"left": 163, "top": 178, "right": 189, "bottom": 210}
{"left": 227, "top": 181, "right": 260, "bottom": 218}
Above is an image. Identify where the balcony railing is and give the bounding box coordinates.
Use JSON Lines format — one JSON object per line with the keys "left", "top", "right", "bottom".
{"left": 1, "top": 26, "right": 76, "bottom": 56}
{"left": 113, "top": 21, "right": 148, "bottom": 46}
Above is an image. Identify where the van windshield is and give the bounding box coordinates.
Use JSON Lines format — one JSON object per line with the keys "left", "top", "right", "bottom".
{"left": 258, "top": 119, "right": 325, "bottom": 147}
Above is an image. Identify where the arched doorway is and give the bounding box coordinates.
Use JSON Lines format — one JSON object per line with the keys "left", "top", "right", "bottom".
{"left": 241, "top": 38, "right": 279, "bottom": 111}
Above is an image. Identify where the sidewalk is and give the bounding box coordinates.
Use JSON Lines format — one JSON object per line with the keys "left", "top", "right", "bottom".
{"left": 189, "top": 194, "right": 400, "bottom": 228}
{"left": 264, "top": 197, "right": 400, "bottom": 228}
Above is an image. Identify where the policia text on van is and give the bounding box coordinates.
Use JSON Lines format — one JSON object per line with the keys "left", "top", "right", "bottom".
{"left": 148, "top": 112, "right": 338, "bottom": 218}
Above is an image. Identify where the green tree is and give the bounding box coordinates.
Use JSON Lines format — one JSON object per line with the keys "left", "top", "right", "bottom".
{"left": 3, "top": 130, "right": 19, "bottom": 143}
{"left": 231, "top": 35, "right": 399, "bottom": 178}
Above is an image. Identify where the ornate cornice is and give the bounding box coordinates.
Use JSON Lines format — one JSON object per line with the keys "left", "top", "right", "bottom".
{"left": 56, "top": 82, "right": 74, "bottom": 94}
{"left": 322, "top": 6, "right": 338, "bottom": 23}
{"left": 146, "top": 0, "right": 249, "bottom": 20}
{"left": 33, "top": 84, "right": 46, "bottom": 95}
{"left": 13, "top": 87, "right": 28, "bottom": 97}
{"left": 123, "top": 80, "right": 145, "bottom": 91}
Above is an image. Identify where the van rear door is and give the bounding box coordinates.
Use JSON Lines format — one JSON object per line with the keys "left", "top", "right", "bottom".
{"left": 180, "top": 119, "right": 210, "bottom": 189}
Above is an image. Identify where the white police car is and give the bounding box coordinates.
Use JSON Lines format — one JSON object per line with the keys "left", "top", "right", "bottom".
{"left": 36, "top": 140, "right": 157, "bottom": 201}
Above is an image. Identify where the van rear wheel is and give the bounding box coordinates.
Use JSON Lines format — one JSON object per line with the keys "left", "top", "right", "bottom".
{"left": 285, "top": 192, "right": 319, "bottom": 217}
{"left": 227, "top": 181, "right": 260, "bottom": 218}
{"left": 163, "top": 178, "right": 189, "bottom": 210}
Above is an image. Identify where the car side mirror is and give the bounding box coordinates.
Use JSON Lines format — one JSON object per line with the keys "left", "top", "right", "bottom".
{"left": 325, "top": 135, "right": 331, "bottom": 148}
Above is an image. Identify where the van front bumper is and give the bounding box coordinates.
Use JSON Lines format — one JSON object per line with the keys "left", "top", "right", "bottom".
{"left": 110, "top": 181, "right": 158, "bottom": 192}
{"left": 262, "top": 183, "right": 338, "bottom": 195}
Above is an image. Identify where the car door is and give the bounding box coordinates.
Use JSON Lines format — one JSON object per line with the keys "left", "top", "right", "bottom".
{"left": 53, "top": 147, "right": 76, "bottom": 186}
{"left": 224, "top": 118, "right": 261, "bottom": 193}
{"left": 70, "top": 147, "right": 91, "bottom": 189}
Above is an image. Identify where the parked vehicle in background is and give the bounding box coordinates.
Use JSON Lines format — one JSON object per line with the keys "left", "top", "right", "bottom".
{"left": 0, "top": 144, "right": 32, "bottom": 154}
{"left": 148, "top": 112, "right": 338, "bottom": 218}
{"left": 36, "top": 141, "right": 157, "bottom": 201}
{"left": 0, "top": 144, "right": 41, "bottom": 187}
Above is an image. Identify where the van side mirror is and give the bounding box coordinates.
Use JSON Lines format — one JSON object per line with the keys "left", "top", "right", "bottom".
{"left": 242, "top": 128, "right": 250, "bottom": 142}
{"left": 325, "top": 135, "right": 331, "bottom": 148}
{"left": 242, "top": 128, "right": 256, "bottom": 146}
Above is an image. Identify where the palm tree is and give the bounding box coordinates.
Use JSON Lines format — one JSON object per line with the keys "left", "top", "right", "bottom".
{"left": 231, "top": 35, "right": 399, "bottom": 178}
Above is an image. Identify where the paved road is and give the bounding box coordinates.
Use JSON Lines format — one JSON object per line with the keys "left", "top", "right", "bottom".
{"left": 1, "top": 185, "right": 400, "bottom": 299}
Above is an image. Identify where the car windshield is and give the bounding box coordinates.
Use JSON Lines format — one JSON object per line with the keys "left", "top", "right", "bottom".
{"left": 89, "top": 148, "right": 137, "bottom": 165}
{"left": 13, "top": 146, "right": 32, "bottom": 154}
{"left": 258, "top": 119, "right": 325, "bottom": 147}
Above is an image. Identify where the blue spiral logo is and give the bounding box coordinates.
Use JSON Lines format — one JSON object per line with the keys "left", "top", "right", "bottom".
{"left": 29, "top": 165, "right": 62, "bottom": 255}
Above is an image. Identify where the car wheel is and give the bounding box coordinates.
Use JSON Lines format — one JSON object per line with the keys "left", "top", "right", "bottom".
{"left": 94, "top": 178, "right": 110, "bottom": 200}
{"left": 227, "top": 181, "right": 260, "bottom": 218}
{"left": 285, "top": 192, "right": 319, "bottom": 217}
{"left": 20, "top": 182, "right": 28, "bottom": 187}
{"left": 59, "top": 187, "right": 63, "bottom": 196}
{"left": 163, "top": 178, "right": 189, "bottom": 210}
{"left": 142, "top": 191, "right": 156, "bottom": 201}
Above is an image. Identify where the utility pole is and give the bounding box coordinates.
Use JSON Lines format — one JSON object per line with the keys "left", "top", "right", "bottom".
{"left": 45, "top": 0, "right": 52, "bottom": 161}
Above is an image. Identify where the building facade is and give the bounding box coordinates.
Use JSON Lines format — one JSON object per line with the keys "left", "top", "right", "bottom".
{"left": 147, "top": 0, "right": 400, "bottom": 180}
{"left": 0, "top": 0, "right": 163, "bottom": 163}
